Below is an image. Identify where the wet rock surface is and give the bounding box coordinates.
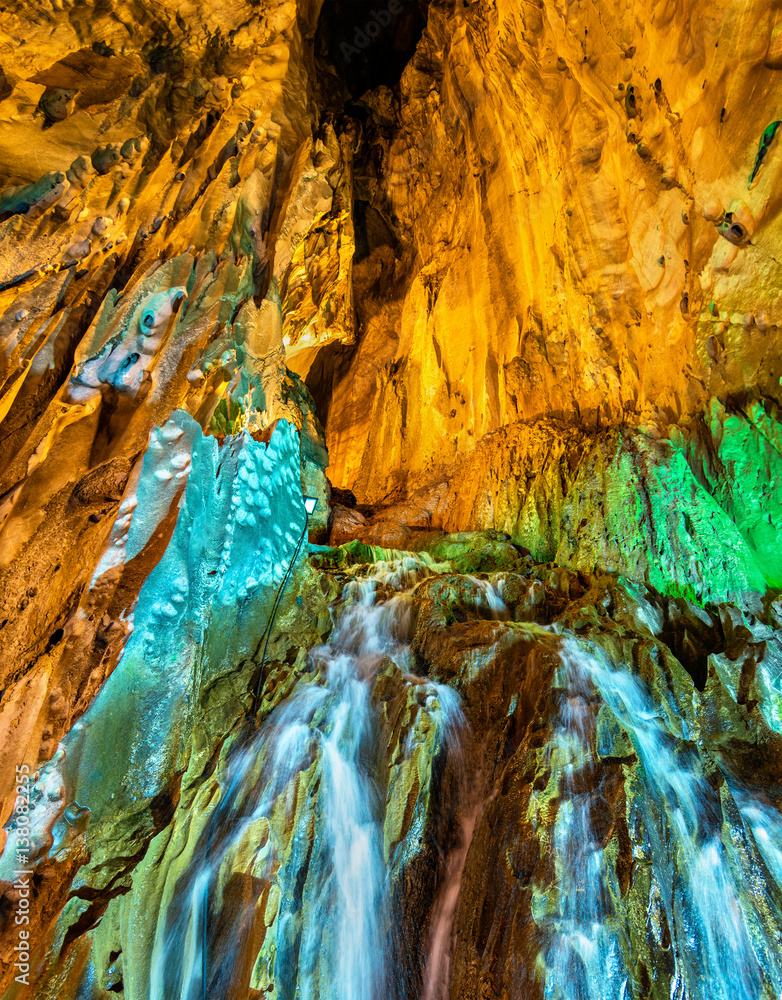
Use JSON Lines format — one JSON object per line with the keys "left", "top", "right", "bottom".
{"left": 5, "top": 540, "right": 782, "bottom": 998}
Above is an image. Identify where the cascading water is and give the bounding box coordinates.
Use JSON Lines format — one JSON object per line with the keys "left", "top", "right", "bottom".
{"left": 146, "top": 554, "right": 474, "bottom": 1000}
{"left": 540, "top": 636, "right": 782, "bottom": 1000}
{"left": 10, "top": 528, "right": 782, "bottom": 1000}
{"left": 537, "top": 641, "right": 629, "bottom": 1000}
{"left": 468, "top": 577, "right": 511, "bottom": 621}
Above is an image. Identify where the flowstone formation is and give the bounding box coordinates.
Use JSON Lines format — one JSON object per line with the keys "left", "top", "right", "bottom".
{"left": 0, "top": 0, "right": 781, "bottom": 998}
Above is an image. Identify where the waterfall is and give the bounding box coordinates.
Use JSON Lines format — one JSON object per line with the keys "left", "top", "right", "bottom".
{"left": 468, "top": 576, "right": 511, "bottom": 620}
{"left": 146, "top": 554, "right": 473, "bottom": 1000}
{"left": 147, "top": 680, "right": 332, "bottom": 1000}
{"left": 540, "top": 641, "right": 630, "bottom": 1000}
{"left": 15, "top": 532, "right": 782, "bottom": 1000}
{"left": 544, "top": 637, "right": 782, "bottom": 1000}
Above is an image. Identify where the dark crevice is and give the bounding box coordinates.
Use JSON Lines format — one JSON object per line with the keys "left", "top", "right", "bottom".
{"left": 314, "top": 0, "right": 428, "bottom": 104}
{"left": 661, "top": 598, "right": 725, "bottom": 692}
{"left": 46, "top": 627, "right": 65, "bottom": 651}
{"left": 302, "top": 340, "right": 353, "bottom": 433}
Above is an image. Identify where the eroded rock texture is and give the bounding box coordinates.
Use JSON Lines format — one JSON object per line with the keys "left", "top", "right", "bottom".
{"left": 292, "top": 0, "right": 782, "bottom": 600}
{"left": 0, "top": 0, "right": 781, "bottom": 998}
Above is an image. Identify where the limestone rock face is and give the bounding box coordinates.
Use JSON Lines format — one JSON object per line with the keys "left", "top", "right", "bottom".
{"left": 0, "top": 0, "right": 781, "bottom": 999}
{"left": 0, "top": 3, "right": 337, "bottom": 983}
{"left": 289, "top": 0, "right": 782, "bottom": 599}
{"left": 0, "top": 0, "right": 332, "bottom": 811}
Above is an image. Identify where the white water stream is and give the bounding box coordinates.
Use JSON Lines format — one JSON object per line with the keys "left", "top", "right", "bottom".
{"left": 148, "top": 556, "right": 474, "bottom": 1000}
{"left": 135, "top": 573, "right": 782, "bottom": 1000}
{"left": 546, "top": 637, "right": 782, "bottom": 1000}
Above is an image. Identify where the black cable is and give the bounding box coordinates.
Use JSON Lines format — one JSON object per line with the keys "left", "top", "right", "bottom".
{"left": 250, "top": 511, "right": 309, "bottom": 714}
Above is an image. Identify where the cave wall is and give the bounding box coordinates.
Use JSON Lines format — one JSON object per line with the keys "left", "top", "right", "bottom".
{"left": 1, "top": 0, "right": 782, "bottom": 995}
{"left": 284, "top": 0, "right": 782, "bottom": 597}
{"left": 0, "top": 1, "right": 339, "bottom": 967}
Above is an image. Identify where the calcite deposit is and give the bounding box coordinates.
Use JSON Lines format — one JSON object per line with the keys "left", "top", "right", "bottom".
{"left": 0, "top": 0, "right": 781, "bottom": 997}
